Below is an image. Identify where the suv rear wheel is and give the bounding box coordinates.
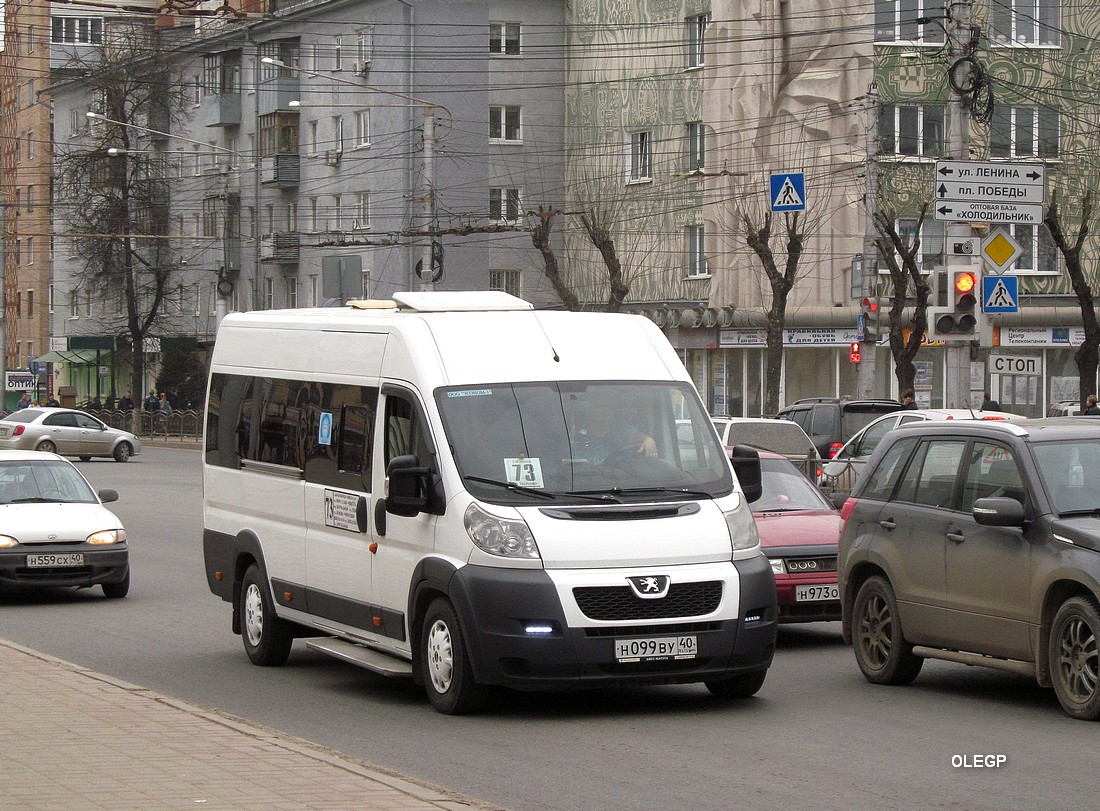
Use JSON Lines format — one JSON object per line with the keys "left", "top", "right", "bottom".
{"left": 1050, "top": 596, "right": 1100, "bottom": 721}
{"left": 852, "top": 575, "right": 923, "bottom": 685}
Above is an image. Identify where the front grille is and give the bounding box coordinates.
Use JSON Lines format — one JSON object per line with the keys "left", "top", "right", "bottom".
{"left": 784, "top": 556, "right": 837, "bottom": 573}
{"left": 584, "top": 620, "right": 721, "bottom": 638}
{"left": 573, "top": 581, "right": 722, "bottom": 621}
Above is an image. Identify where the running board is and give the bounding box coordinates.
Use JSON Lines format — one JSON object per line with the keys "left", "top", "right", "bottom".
{"left": 305, "top": 638, "right": 413, "bottom": 677}
{"left": 912, "top": 646, "right": 1036, "bottom": 678}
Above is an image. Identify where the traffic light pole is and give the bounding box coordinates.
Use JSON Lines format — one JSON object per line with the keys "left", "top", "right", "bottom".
{"left": 945, "top": 0, "right": 975, "bottom": 408}
{"left": 856, "top": 82, "right": 880, "bottom": 400}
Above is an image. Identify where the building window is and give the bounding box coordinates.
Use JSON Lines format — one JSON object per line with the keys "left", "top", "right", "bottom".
{"left": 308, "top": 120, "right": 319, "bottom": 154}
{"left": 259, "top": 41, "right": 298, "bottom": 80}
{"left": 202, "top": 197, "right": 220, "bottom": 237}
{"left": 686, "top": 225, "right": 709, "bottom": 277}
{"left": 874, "top": 0, "right": 946, "bottom": 43}
{"left": 489, "top": 269, "right": 520, "bottom": 297}
{"left": 52, "top": 17, "right": 103, "bottom": 44}
{"left": 332, "top": 195, "right": 342, "bottom": 230}
{"left": 879, "top": 104, "right": 946, "bottom": 157}
{"left": 259, "top": 112, "right": 300, "bottom": 156}
{"left": 630, "top": 131, "right": 653, "bottom": 181}
{"left": 991, "top": 0, "right": 1060, "bottom": 46}
{"left": 685, "top": 122, "right": 705, "bottom": 172}
{"left": 1010, "top": 224, "right": 1059, "bottom": 275}
{"left": 27, "top": 291, "right": 33, "bottom": 319}
{"left": 332, "top": 116, "right": 344, "bottom": 154}
{"left": 489, "top": 22, "right": 520, "bottom": 55}
{"left": 309, "top": 274, "right": 320, "bottom": 306}
{"left": 26, "top": 237, "right": 33, "bottom": 265}
{"left": 285, "top": 202, "right": 297, "bottom": 232}
{"left": 361, "top": 270, "right": 372, "bottom": 298}
{"left": 286, "top": 278, "right": 299, "bottom": 308}
{"left": 264, "top": 278, "right": 274, "bottom": 310}
{"left": 354, "top": 192, "right": 370, "bottom": 229}
{"left": 309, "top": 197, "right": 319, "bottom": 231}
{"left": 357, "top": 28, "right": 374, "bottom": 68}
{"left": 334, "top": 36, "right": 343, "bottom": 71}
{"left": 884, "top": 219, "right": 945, "bottom": 274}
{"left": 355, "top": 110, "right": 370, "bottom": 147}
{"left": 489, "top": 188, "right": 521, "bottom": 222}
{"left": 991, "top": 106, "right": 1059, "bottom": 159}
{"left": 686, "top": 13, "right": 710, "bottom": 68}
{"left": 489, "top": 105, "right": 521, "bottom": 142}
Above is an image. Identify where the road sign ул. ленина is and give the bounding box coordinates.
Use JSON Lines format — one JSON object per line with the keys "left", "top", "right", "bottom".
{"left": 770, "top": 172, "right": 806, "bottom": 212}
{"left": 933, "top": 160, "right": 1046, "bottom": 224}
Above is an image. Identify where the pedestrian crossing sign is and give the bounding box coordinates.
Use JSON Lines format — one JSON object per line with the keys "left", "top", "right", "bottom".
{"left": 770, "top": 172, "right": 806, "bottom": 212}
{"left": 982, "top": 274, "right": 1018, "bottom": 314}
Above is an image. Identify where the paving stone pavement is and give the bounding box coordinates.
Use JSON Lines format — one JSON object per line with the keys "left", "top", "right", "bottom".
{"left": 0, "top": 638, "right": 506, "bottom": 811}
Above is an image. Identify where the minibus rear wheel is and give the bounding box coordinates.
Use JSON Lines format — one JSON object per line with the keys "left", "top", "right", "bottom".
{"left": 240, "top": 564, "right": 293, "bottom": 666}
{"left": 422, "top": 597, "right": 486, "bottom": 714}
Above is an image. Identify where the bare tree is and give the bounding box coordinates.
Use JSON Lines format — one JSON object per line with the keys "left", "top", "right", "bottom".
{"left": 872, "top": 205, "right": 933, "bottom": 394}
{"left": 53, "top": 22, "right": 190, "bottom": 401}
{"left": 741, "top": 211, "right": 803, "bottom": 416}
{"left": 1045, "top": 189, "right": 1099, "bottom": 407}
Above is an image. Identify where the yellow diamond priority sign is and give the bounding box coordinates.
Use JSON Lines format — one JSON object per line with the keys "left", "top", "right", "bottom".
{"left": 982, "top": 228, "right": 1023, "bottom": 274}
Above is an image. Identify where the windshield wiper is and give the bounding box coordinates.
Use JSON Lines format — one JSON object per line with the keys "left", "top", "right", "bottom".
{"left": 569, "top": 486, "right": 711, "bottom": 500}
{"left": 1057, "top": 508, "right": 1100, "bottom": 517}
{"left": 462, "top": 475, "right": 558, "bottom": 500}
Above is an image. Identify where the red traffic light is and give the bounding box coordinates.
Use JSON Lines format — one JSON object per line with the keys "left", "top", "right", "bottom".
{"left": 954, "top": 271, "right": 977, "bottom": 295}
{"left": 861, "top": 297, "right": 879, "bottom": 312}
{"left": 849, "top": 341, "right": 861, "bottom": 363}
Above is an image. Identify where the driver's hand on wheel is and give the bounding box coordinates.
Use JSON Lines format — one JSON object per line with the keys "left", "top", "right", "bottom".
{"left": 636, "top": 435, "right": 658, "bottom": 457}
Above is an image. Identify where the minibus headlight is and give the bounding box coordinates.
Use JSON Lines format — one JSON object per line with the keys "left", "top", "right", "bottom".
{"left": 464, "top": 503, "right": 540, "bottom": 560}
{"left": 724, "top": 502, "right": 760, "bottom": 552}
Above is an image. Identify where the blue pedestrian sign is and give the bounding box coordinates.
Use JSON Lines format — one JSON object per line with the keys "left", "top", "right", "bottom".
{"left": 770, "top": 172, "right": 806, "bottom": 212}
{"left": 982, "top": 275, "right": 1018, "bottom": 314}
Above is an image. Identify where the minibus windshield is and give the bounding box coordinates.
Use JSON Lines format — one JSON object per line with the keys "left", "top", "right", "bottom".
{"left": 436, "top": 382, "right": 733, "bottom": 505}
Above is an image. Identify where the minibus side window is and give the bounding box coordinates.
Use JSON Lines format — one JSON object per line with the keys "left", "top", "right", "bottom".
{"left": 303, "top": 382, "right": 379, "bottom": 490}
{"left": 385, "top": 395, "right": 430, "bottom": 467}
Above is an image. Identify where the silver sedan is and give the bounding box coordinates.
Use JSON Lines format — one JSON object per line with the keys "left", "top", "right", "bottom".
{"left": 0, "top": 408, "right": 142, "bottom": 462}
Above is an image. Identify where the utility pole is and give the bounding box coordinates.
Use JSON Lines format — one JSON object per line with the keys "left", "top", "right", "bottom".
{"left": 857, "top": 82, "right": 880, "bottom": 399}
{"left": 945, "top": 0, "right": 975, "bottom": 407}
{"left": 418, "top": 108, "right": 437, "bottom": 292}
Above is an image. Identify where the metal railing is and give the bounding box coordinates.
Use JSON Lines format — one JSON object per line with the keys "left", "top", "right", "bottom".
{"left": 98, "top": 408, "right": 203, "bottom": 440}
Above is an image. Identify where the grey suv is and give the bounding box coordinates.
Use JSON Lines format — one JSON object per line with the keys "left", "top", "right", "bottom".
{"left": 838, "top": 418, "right": 1100, "bottom": 721}
{"left": 776, "top": 398, "right": 903, "bottom": 460}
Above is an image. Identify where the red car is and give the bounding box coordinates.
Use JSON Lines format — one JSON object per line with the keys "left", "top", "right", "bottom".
{"left": 751, "top": 452, "right": 842, "bottom": 623}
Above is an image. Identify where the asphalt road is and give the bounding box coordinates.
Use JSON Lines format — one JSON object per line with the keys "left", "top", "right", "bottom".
{"left": 2, "top": 447, "right": 1097, "bottom": 811}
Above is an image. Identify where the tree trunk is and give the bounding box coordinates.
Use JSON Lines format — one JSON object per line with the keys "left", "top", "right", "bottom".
{"left": 529, "top": 208, "right": 578, "bottom": 311}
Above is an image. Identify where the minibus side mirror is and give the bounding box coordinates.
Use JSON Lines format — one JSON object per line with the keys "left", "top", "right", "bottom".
{"left": 729, "top": 445, "right": 763, "bottom": 504}
{"left": 386, "top": 454, "right": 432, "bottom": 517}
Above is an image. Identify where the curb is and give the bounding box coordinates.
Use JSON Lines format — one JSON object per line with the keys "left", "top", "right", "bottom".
{"left": 0, "top": 638, "right": 507, "bottom": 811}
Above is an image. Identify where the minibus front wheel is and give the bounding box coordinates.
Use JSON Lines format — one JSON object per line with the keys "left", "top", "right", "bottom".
{"left": 422, "top": 597, "right": 486, "bottom": 714}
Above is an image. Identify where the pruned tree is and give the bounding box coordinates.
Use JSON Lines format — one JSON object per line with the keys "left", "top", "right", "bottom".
{"left": 872, "top": 204, "right": 933, "bottom": 394}
{"left": 52, "top": 21, "right": 190, "bottom": 402}
{"left": 742, "top": 211, "right": 803, "bottom": 416}
{"left": 1045, "top": 189, "right": 1099, "bottom": 407}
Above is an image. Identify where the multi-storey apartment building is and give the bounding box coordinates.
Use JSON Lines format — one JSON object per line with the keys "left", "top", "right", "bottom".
{"left": 45, "top": 0, "right": 566, "bottom": 403}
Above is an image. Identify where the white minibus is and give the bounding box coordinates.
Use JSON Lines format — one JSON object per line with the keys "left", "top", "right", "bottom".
{"left": 202, "top": 291, "right": 775, "bottom": 713}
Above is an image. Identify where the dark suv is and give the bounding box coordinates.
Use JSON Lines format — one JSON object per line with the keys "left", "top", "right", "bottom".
{"left": 838, "top": 418, "right": 1100, "bottom": 721}
{"left": 776, "top": 398, "right": 903, "bottom": 459}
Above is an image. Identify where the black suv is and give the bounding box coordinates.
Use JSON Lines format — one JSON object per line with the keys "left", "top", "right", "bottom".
{"left": 838, "top": 418, "right": 1100, "bottom": 721}
{"left": 775, "top": 398, "right": 903, "bottom": 459}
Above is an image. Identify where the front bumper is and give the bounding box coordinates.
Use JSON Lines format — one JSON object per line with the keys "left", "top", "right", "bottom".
{"left": 449, "top": 555, "right": 777, "bottom": 690}
{"left": 774, "top": 573, "right": 841, "bottom": 622}
{"left": 0, "top": 543, "right": 129, "bottom": 589}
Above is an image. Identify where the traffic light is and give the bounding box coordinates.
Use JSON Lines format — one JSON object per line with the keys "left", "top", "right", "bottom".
{"left": 928, "top": 270, "right": 979, "bottom": 340}
{"left": 860, "top": 296, "right": 881, "bottom": 338}
{"left": 849, "top": 342, "right": 861, "bottom": 363}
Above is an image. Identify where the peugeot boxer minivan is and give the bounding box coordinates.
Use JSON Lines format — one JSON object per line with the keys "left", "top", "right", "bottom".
{"left": 202, "top": 292, "right": 776, "bottom": 713}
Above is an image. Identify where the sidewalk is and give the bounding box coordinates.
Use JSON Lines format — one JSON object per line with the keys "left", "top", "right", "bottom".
{"left": 1, "top": 638, "right": 506, "bottom": 811}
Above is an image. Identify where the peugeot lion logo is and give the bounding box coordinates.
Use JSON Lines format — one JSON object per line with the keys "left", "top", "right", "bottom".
{"left": 627, "top": 575, "right": 671, "bottom": 599}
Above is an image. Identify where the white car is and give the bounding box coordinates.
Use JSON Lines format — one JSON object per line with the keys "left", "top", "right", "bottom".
{"left": 820, "top": 408, "right": 1028, "bottom": 493}
{"left": 711, "top": 416, "right": 821, "bottom": 482}
{"left": 0, "top": 450, "right": 129, "bottom": 598}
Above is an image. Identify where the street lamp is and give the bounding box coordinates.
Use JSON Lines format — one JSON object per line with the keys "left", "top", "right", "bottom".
{"left": 260, "top": 56, "right": 447, "bottom": 291}
{"left": 87, "top": 111, "right": 246, "bottom": 158}
{"left": 87, "top": 111, "right": 242, "bottom": 324}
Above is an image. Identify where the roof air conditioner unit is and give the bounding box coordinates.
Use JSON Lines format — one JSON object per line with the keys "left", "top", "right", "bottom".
{"left": 324, "top": 150, "right": 341, "bottom": 167}
{"left": 353, "top": 60, "right": 371, "bottom": 77}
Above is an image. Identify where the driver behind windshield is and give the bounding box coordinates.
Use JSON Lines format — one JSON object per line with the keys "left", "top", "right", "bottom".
{"left": 573, "top": 395, "right": 658, "bottom": 464}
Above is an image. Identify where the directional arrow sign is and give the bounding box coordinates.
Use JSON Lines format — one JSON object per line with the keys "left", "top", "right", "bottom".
{"left": 935, "top": 160, "right": 1045, "bottom": 186}
{"left": 936, "top": 180, "right": 1045, "bottom": 205}
{"left": 934, "top": 200, "right": 1044, "bottom": 224}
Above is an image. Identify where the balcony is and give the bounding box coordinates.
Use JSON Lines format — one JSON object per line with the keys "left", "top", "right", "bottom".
{"left": 259, "top": 232, "right": 300, "bottom": 264}
{"left": 258, "top": 75, "right": 300, "bottom": 116}
{"left": 201, "top": 92, "right": 241, "bottom": 127}
{"left": 260, "top": 155, "right": 300, "bottom": 187}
